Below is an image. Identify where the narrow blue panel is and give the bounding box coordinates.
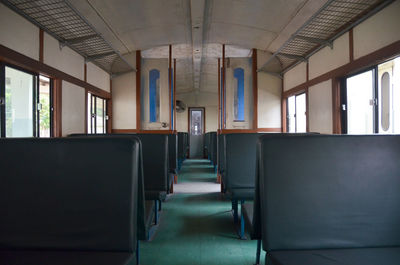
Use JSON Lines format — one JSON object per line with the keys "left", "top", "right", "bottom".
{"left": 234, "top": 68, "right": 244, "bottom": 121}
{"left": 149, "top": 69, "right": 160, "bottom": 123}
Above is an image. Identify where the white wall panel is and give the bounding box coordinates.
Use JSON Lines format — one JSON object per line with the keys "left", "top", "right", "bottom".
{"left": 309, "top": 33, "right": 349, "bottom": 80}
{"left": 258, "top": 72, "right": 281, "bottom": 128}
{"left": 62, "top": 81, "right": 85, "bottom": 136}
{"left": 112, "top": 72, "right": 136, "bottom": 129}
{"left": 308, "top": 80, "right": 332, "bottom": 134}
{"left": 0, "top": 4, "right": 39, "bottom": 60}
{"left": 283, "top": 62, "right": 307, "bottom": 91}
{"left": 354, "top": 1, "right": 400, "bottom": 60}
{"left": 87, "top": 62, "right": 110, "bottom": 92}
{"left": 44, "top": 33, "right": 84, "bottom": 80}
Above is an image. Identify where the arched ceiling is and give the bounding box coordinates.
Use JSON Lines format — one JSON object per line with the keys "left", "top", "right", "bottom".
{"left": 68, "top": 0, "right": 329, "bottom": 94}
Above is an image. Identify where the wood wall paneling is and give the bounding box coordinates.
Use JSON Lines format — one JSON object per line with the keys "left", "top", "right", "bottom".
{"left": 107, "top": 79, "right": 112, "bottom": 133}
{"left": 112, "top": 129, "right": 175, "bottom": 134}
{"left": 53, "top": 79, "right": 62, "bottom": 137}
{"left": 222, "top": 44, "right": 226, "bottom": 129}
{"left": 218, "top": 58, "right": 221, "bottom": 130}
{"left": 0, "top": 44, "right": 111, "bottom": 99}
{"left": 173, "top": 58, "right": 176, "bottom": 131}
{"left": 252, "top": 48, "right": 258, "bottom": 130}
{"left": 136, "top": 50, "right": 141, "bottom": 130}
{"left": 349, "top": 28, "right": 354, "bottom": 62}
{"left": 220, "top": 128, "right": 281, "bottom": 134}
{"left": 332, "top": 77, "right": 342, "bottom": 134}
{"left": 39, "top": 29, "right": 44, "bottom": 63}
{"left": 283, "top": 41, "right": 400, "bottom": 98}
{"left": 169, "top": 45, "right": 172, "bottom": 130}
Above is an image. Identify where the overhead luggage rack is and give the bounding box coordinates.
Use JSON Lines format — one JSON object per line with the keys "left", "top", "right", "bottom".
{"left": 1, "top": 0, "right": 134, "bottom": 74}
{"left": 258, "top": 0, "right": 395, "bottom": 74}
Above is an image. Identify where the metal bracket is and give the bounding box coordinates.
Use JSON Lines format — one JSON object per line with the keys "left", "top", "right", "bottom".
{"left": 58, "top": 41, "right": 66, "bottom": 51}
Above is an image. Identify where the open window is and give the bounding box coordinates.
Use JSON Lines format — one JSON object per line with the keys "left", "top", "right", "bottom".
{"left": 341, "top": 56, "right": 400, "bottom": 134}
{"left": 87, "top": 92, "right": 107, "bottom": 134}
{"left": 287, "top": 93, "right": 306, "bottom": 133}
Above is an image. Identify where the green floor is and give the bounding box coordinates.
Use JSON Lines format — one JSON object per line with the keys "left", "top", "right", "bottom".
{"left": 140, "top": 159, "right": 264, "bottom": 265}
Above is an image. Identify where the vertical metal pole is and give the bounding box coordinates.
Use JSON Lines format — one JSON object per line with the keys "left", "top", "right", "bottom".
{"left": 136, "top": 240, "right": 140, "bottom": 265}
{"left": 240, "top": 200, "right": 246, "bottom": 239}
{"left": 154, "top": 200, "right": 159, "bottom": 225}
{"left": 233, "top": 199, "right": 238, "bottom": 224}
{"left": 255, "top": 239, "right": 261, "bottom": 265}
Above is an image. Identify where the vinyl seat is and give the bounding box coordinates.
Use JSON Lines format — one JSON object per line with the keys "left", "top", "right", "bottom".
{"left": 0, "top": 250, "right": 136, "bottom": 265}
{"left": 267, "top": 247, "right": 400, "bottom": 265}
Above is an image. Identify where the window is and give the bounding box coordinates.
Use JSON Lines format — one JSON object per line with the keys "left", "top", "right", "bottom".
{"left": 378, "top": 57, "right": 400, "bottom": 133}
{"left": 0, "top": 65, "right": 53, "bottom": 138}
{"left": 149, "top": 69, "right": 160, "bottom": 123}
{"left": 233, "top": 68, "right": 244, "bottom": 121}
{"left": 3, "top": 66, "right": 35, "bottom": 137}
{"left": 344, "top": 69, "right": 375, "bottom": 134}
{"left": 342, "top": 56, "right": 400, "bottom": 134}
{"left": 287, "top": 93, "right": 306, "bottom": 133}
{"left": 87, "top": 92, "right": 106, "bottom": 134}
{"left": 38, "top": 76, "right": 52, "bottom": 137}
{"left": 189, "top": 108, "right": 204, "bottom": 136}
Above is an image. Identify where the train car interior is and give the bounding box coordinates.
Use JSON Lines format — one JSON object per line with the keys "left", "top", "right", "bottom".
{"left": 0, "top": 0, "right": 399, "bottom": 264}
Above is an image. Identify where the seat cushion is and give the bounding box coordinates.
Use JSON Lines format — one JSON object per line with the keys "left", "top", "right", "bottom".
{"left": 0, "top": 250, "right": 136, "bottom": 265}
{"left": 228, "top": 188, "right": 255, "bottom": 200}
{"left": 267, "top": 247, "right": 400, "bottom": 265}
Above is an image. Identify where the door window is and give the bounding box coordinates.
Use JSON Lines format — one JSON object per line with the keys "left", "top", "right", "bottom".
{"left": 190, "top": 109, "right": 204, "bottom": 135}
